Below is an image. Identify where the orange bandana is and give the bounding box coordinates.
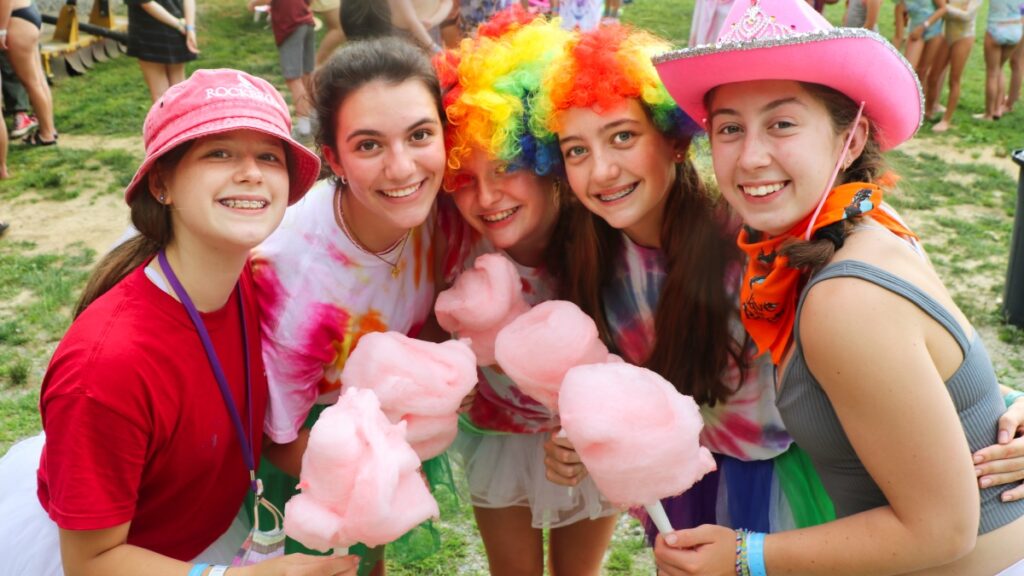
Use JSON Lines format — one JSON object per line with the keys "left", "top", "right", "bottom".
{"left": 737, "top": 182, "right": 917, "bottom": 364}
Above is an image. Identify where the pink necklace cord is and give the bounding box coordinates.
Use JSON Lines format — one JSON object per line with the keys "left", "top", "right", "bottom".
{"left": 802, "top": 101, "right": 866, "bottom": 241}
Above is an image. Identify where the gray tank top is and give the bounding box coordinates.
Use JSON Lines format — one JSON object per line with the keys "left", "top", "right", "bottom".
{"left": 777, "top": 260, "right": 1024, "bottom": 534}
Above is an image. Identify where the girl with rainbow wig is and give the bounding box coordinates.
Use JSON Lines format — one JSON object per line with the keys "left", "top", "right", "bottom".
{"left": 435, "top": 8, "right": 620, "bottom": 574}
{"left": 535, "top": 23, "right": 837, "bottom": 545}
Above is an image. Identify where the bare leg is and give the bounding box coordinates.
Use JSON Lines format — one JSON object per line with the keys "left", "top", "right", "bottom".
{"left": 916, "top": 34, "right": 945, "bottom": 91}
{"left": 548, "top": 514, "right": 619, "bottom": 576}
{"left": 315, "top": 7, "right": 346, "bottom": 66}
{"left": 285, "top": 74, "right": 313, "bottom": 119}
{"left": 996, "top": 43, "right": 1018, "bottom": 116}
{"left": 473, "top": 506, "right": 545, "bottom": 576}
{"left": 167, "top": 63, "right": 187, "bottom": 87}
{"left": 0, "top": 78, "right": 8, "bottom": 178}
{"left": 7, "top": 16, "right": 55, "bottom": 140}
{"left": 979, "top": 32, "right": 1002, "bottom": 119}
{"left": 1008, "top": 31, "right": 1023, "bottom": 112}
{"left": 905, "top": 36, "right": 925, "bottom": 69}
{"left": 934, "top": 36, "right": 974, "bottom": 131}
{"left": 138, "top": 60, "right": 174, "bottom": 102}
{"left": 925, "top": 37, "right": 952, "bottom": 120}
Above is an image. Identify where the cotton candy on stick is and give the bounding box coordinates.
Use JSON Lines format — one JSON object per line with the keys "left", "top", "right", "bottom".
{"left": 493, "top": 300, "right": 613, "bottom": 412}
{"left": 558, "top": 362, "right": 717, "bottom": 534}
{"left": 340, "top": 331, "right": 478, "bottom": 460}
{"left": 435, "top": 253, "right": 531, "bottom": 365}
{"left": 284, "top": 387, "right": 439, "bottom": 553}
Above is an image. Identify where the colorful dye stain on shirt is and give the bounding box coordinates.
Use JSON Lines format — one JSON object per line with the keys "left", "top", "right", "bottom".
{"left": 252, "top": 180, "right": 437, "bottom": 444}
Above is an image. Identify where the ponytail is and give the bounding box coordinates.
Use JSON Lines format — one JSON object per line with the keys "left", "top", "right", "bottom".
{"left": 74, "top": 143, "right": 190, "bottom": 317}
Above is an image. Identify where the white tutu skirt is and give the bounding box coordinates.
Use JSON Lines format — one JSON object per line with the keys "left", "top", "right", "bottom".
{"left": 451, "top": 429, "right": 618, "bottom": 529}
{"left": 0, "top": 433, "right": 249, "bottom": 574}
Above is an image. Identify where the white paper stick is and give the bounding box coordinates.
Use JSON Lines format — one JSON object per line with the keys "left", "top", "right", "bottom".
{"left": 644, "top": 501, "right": 673, "bottom": 535}
{"left": 331, "top": 547, "right": 349, "bottom": 557}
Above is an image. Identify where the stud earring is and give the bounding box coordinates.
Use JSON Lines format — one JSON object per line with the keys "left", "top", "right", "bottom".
{"left": 339, "top": 175, "right": 348, "bottom": 186}
{"left": 158, "top": 194, "right": 166, "bottom": 204}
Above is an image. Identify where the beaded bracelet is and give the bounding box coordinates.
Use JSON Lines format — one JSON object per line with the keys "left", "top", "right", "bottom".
{"left": 735, "top": 530, "right": 751, "bottom": 576}
{"left": 187, "top": 564, "right": 209, "bottom": 576}
{"left": 1006, "top": 390, "right": 1024, "bottom": 409}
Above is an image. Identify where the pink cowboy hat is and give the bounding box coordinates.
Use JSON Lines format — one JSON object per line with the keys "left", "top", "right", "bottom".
{"left": 653, "top": 0, "right": 922, "bottom": 150}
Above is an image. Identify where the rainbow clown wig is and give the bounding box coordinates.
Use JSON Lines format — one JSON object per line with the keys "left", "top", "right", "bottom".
{"left": 436, "top": 7, "right": 572, "bottom": 188}
{"left": 536, "top": 24, "right": 700, "bottom": 141}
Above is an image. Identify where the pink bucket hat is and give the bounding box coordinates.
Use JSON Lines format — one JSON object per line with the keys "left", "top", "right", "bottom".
{"left": 653, "top": 0, "right": 922, "bottom": 151}
{"left": 123, "top": 69, "right": 320, "bottom": 205}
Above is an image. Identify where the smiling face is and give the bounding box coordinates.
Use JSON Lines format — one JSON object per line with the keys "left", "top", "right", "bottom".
{"left": 156, "top": 129, "right": 290, "bottom": 253}
{"left": 557, "top": 99, "right": 680, "bottom": 248}
{"left": 707, "top": 80, "right": 850, "bottom": 236}
{"left": 323, "top": 79, "right": 445, "bottom": 250}
{"left": 450, "top": 147, "right": 560, "bottom": 266}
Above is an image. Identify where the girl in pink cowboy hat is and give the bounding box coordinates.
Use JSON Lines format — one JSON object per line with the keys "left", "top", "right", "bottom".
{"left": 653, "top": 0, "right": 1024, "bottom": 573}
{"left": 0, "top": 69, "right": 359, "bottom": 576}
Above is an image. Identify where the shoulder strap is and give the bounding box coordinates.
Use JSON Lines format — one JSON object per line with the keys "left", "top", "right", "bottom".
{"left": 795, "top": 260, "right": 970, "bottom": 354}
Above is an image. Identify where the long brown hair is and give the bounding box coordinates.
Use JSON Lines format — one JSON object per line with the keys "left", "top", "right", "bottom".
{"left": 559, "top": 142, "right": 746, "bottom": 407}
{"left": 74, "top": 144, "right": 191, "bottom": 318}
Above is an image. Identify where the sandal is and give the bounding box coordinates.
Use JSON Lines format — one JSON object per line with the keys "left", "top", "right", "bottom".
{"left": 23, "top": 132, "right": 57, "bottom": 146}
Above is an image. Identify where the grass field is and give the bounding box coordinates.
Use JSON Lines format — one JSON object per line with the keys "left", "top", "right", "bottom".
{"left": 1, "top": 0, "right": 1022, "bottom": 572}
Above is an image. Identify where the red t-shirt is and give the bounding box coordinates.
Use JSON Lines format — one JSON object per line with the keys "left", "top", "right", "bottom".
{"left": 270, "top": 0, "right": 314, "bottom": 45}
{"left": 37, "top": 263, "right": 268, "bottom": 561}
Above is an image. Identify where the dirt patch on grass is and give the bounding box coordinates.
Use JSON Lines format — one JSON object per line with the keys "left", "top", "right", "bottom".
{"left": 57, "top": 134, "right": 143, "bottom": 153}
{"left": 901, "top": 138, "right": 1020, "bottom": 180}
{"left": 0, "top": 191, "right": 130, "bottom": 256}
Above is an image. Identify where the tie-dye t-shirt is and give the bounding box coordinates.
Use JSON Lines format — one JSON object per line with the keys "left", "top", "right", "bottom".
{"left": 252, "top": 180, "right": 436, "bottom": 444}
{"left": 602, "top": 233, "right": 791, "bottom": 461}
{"left": 439, "top": 202, "right": 559, "bottom": 434}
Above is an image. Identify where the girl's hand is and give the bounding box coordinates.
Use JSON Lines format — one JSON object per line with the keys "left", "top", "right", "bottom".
{"left": 973, "top": 397, "right": 1024, "bottom": 501}
{"left": 653, "top": 525, "right": 737, "bottom": 576}
{"left": 246, "top": 553, "right": 361, "bottom": 576}
{"left": 543, "top": 428, "right": 587, "bottom": 486}
{"left": 185, "top": 29, "right": 199, "bottom": 53}
{"left": 458, "top": 386, "right": 477, "bottom": 414}
{"left": 909, "top": 24, "right": 925, "bottom": 40}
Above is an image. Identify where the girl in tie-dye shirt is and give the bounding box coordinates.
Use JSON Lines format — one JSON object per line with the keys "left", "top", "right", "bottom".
{"left": 250, "top": 37, "right": 446, "bottom": 574}
{"left": 536, "top": 23, "right": 835, "bottom": 542}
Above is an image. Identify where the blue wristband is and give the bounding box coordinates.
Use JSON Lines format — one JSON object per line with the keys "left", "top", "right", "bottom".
{"left": 188, "top": 564, "right": 209, "bottom": 576}
{"left": 747, "top": 532, "right": 767, "bottom": 576}
{"left": 1006, "top": 390, "right": 1024, "bottom": 409}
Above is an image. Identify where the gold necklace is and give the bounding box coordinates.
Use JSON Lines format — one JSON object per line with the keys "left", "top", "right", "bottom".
{"left": 334, "top": 188, "right": 411, "bottom": 279}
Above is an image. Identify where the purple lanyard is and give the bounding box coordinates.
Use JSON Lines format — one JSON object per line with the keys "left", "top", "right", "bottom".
{"left": 158, "top": 250, "right": 257, "bottom": 493}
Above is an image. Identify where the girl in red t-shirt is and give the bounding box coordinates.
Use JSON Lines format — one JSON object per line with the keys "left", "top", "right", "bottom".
{"left": 0, "top": 69, "right": 358, "bottom": 576}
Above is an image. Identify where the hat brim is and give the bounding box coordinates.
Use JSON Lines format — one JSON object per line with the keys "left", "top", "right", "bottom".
{"left": 123, "top": 117, "right": 320, "bottom": 206}
{"left": 653, "top": 28, "right": 923, "bottom": 151}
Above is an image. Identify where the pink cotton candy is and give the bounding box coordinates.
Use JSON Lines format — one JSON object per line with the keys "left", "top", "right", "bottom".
{"left": 284, "top": 387, "right": 439, "bottom": 552}
{"left": 340, "top": 331, "right": 478, "bottom": 460}
{"left": 493, "top": 300, "right": 611, "bottom": 412}
{"left": 558, "top": 363, "right": 717, "bottom": 508}
{"left": 435, "top": 253, "right": 531, "bottom": 365}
